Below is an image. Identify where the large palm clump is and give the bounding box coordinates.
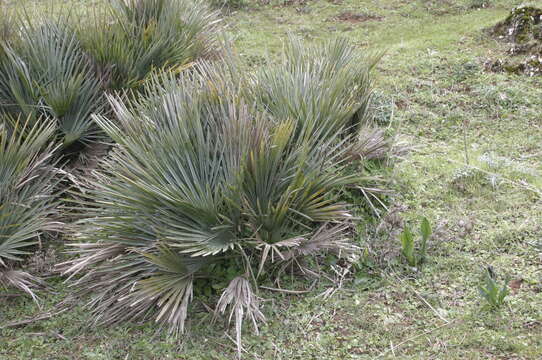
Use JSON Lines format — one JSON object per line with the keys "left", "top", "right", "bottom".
{"left": 0, "top": 120, "right": 60, "bottom": 299}
{"left": 62, "top": 38, "right": 381, "bottom": 353}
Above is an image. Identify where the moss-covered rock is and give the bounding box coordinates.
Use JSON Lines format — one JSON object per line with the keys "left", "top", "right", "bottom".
{"left": 487, "top": 6, "right": 542, "bottom": 76}
{"left": 492, "top": 6, "right": 542, "bottom": 43}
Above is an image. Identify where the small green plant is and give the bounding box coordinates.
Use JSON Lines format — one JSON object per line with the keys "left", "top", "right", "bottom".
{"left": 399, "top": 217, "right": 431, "bottom": 267}
{"left": 478, "top": 267, "right": 509, "bottom": 311}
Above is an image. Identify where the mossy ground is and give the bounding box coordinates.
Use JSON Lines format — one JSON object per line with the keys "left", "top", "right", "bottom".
{"left": 1, "top": 0, "right": 542, "bottom": 359}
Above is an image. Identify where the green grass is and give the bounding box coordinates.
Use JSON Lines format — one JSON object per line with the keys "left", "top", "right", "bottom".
{"left": 2, "top": 0, "right": 542, "bottom": 359}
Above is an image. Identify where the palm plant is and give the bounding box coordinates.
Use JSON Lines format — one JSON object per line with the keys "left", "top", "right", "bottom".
{"left": 79, "top": 0, "right": 221, "bottom": 90}
{"left": 61, "top": 51, "right": 362, "bottom": 355}
{"left": 0, "top": 118, "right": 61, "bottom": 300}
{"left": 251, "top": 37, "right": 394, "bottom": 215}
{"left": 0, "top": 19, "right": 105, "bottom": 147}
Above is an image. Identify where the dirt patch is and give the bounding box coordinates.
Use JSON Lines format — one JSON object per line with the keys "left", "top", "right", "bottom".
{"left": 335, "top": 11, "right": 382, "bottom": 24}
{"left": 275, "top": 0, "right": 310, "bottom": 7}
{"left": 422, "top": 0, "right": 463, "bottom": 16}
{"left": 485, "top": 6, "right": 542, "bottom": 76}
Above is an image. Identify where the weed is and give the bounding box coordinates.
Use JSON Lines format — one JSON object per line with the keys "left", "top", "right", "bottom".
{"left": 399, "top": 217, "right": 432, "bottom": 268}
{"left": 368, "top": 90, "right": 395, "bottom": 126}
{"left": 478, "top": 267, "right": 510, "bottom": 311}
{"left": 450, "top": 166, "right": 486, "bottom": 193}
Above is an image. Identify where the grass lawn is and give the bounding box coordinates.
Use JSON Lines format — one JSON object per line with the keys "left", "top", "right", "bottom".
{"left": 1, "top": 0, "right": 541, "bottom": 359}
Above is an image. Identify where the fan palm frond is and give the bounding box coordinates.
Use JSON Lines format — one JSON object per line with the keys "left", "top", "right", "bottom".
{"left": 252, "top": 37, "right": 379, "bottom": 142}
{"left": 0, "top": 269, "right": 45, "bottom": 303}
{"left": 0, "top": 46, "right": 39, "bottom": 122}
{"left": 17, "top": 19, "right": 105, "bottom": 146}
{"left": 0, "top": 117, "right": 61, "bottom": 298}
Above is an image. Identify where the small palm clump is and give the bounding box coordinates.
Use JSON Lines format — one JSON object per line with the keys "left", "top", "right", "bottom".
{"left": 0, "top": 119, "right": 60, "bottom": 300}
{"left": 80, "top": 0, "right": 221, "bottom": 90}
{"left": 61, "top": 38, "right": 381, "bottom": 355}
{"left": 0, "top": 20, "right": 104, "bottom": 147}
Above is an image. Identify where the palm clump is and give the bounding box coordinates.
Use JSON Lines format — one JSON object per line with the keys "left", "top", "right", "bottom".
{"left": 0, "top": 0, "right": 220, "bottom": 150}
{"left": 61, "top": 38, "right": 387, "bottom": 355}
{"left": 0, "top": 0, "right": 221, "bottom": 301}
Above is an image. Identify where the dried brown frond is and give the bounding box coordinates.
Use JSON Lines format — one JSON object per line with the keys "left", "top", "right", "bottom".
{"left": 215, "top": 276, "right": 265, "bottom": 359}
{"left": 350, "top": 126, "right": 391, "bottom": 161}
{"left": 58, "top": 243, "right": 126, "bottom": 280}
{"left": 0, "top": 269, "right": 44, "bottom": 303}
{"left": 282, "top": 223, "right": 359, "bottom": 261}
